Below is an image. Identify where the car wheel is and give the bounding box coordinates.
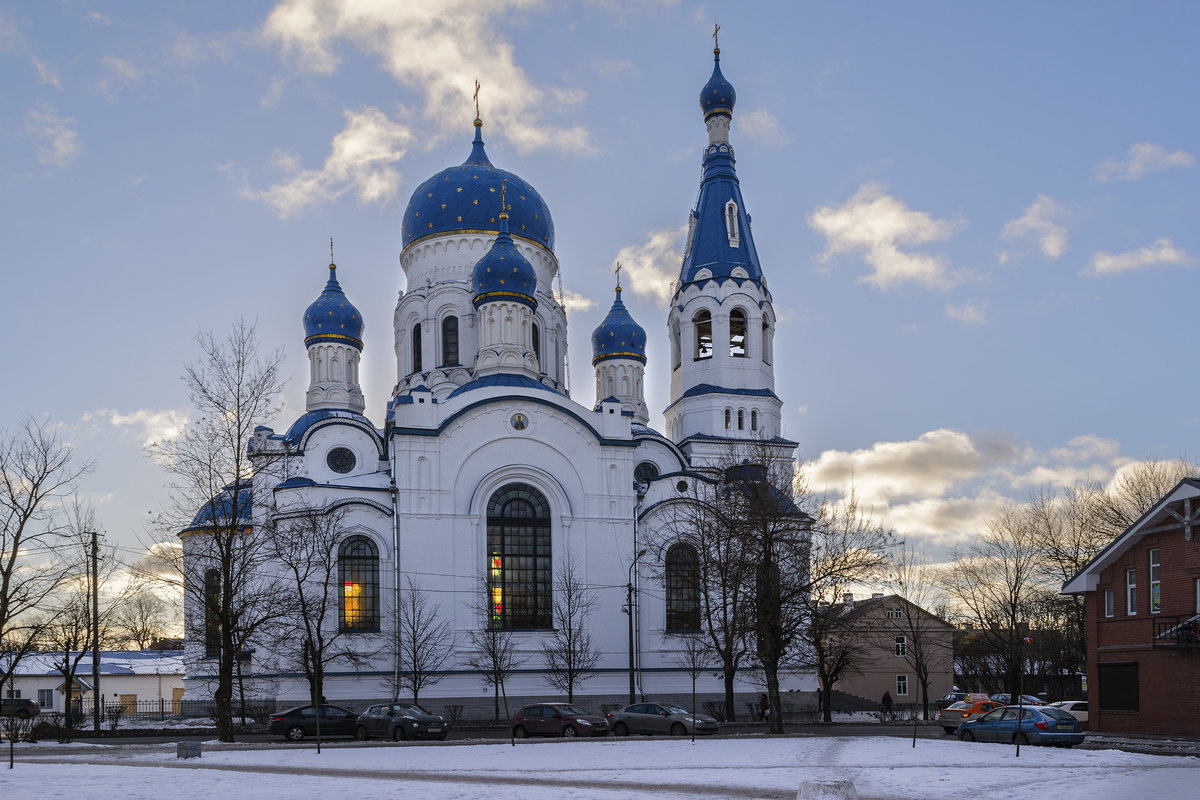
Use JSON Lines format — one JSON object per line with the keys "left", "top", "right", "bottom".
{"left": 512, "top": 726, "right": 528, "bottom": 739}
{"left": 1014, "top": 732, "right": 1030, "bottom": 746}
{"left": 943, "top": 727, "right": 955, "bottom": 734}
{"left": 960, "top": 730, "right": 975, "bottom": 742}
{"left": 670, "top": 722, "right": 687, "bottom": 736}
{"left": 437, "top": 733, "right": 447, "bottom": 741}
{"left": 613, "top": 722, "right": 629, "bottom": 737}
{"left": 285, "top": 725, "right": 306, "bottom": 741}
{"left": 392, "top": 726, "right": 408, "bottom": 742}
{"left": 15, "top": 710, "right": 30, "bottom": 720}
{"left": 562, "top": 725, "right": 578, "bottom": 737}
{"left": 355, "top": 726, "right": 368, "bottom": 741}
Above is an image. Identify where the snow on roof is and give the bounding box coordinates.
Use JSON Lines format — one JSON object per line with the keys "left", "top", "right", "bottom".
{"left": 10, "top": 650, "right": 184, "bottom": 676}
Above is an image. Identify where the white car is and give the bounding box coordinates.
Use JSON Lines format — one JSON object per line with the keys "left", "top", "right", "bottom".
{"left": 1048, "top": 700, "right": 1088, "bottom": 724}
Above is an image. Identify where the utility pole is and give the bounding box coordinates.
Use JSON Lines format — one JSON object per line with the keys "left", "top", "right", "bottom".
{"left": 90, "top": 530, "right": 101, "bottom": 733}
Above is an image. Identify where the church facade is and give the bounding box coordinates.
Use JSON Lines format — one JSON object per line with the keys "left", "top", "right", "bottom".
{"left": 182, "top": 47, "right": 810, "bottom": 713}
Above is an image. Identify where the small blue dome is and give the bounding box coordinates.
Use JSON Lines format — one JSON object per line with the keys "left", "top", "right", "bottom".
{"left": 304, "top": 264, "right": 363, "bottom": 350}
{"left": 591, "top": 287, "right": 647, "bottom": 366}
{"left": 184, "top": 482, "right": 252, "bottom": 532}
{"left": 472, "top": 214, "right": 537, "bottom": 309}
{"left": 700, "top": 48, "right": 736, "bottom": 120}
{"left": 401, "top": 122, "right": 555, "bottom": 253}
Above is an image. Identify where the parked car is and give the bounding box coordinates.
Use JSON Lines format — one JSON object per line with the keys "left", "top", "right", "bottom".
{"left": 605, "top": 702, "right": 719, "bottom": 736}
{"left": 1048, "top": 700, "right": 1088, "bottom": 724}
{"left": 356, "top": 702, "right": 447, "bottom": 741}
{"left": 936, "top": 699, "right": 1003, "bottom": 734}
{"left": 958, "top": 705, "right": 1084, "bottom": 747}
{"left": 268, "top": 704, "right": 359, "bottom": 741}
{"left": 0, "top": 698, "right": 39, "bottom": 719}
{"left": 511, "top": 703, "right": 609, "bottom": 738}
{"left": 987, "top": 693, "right": 1046, "bottom": 706}
{"left": 934, "top": 692, "right": 991, "bottom": 710}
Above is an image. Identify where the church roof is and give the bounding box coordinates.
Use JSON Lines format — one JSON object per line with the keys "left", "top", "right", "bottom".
{"left": 473, "top": 210, "right": 537, "bottom": 309}
{"left": 591, "top": 287, "right": 647, "bottom": 365}
{"left": 700, "top": 47, "right": 736, "bottom": 120}
{"left": 401, "top": 121, "right": 554, "bottom": 253}
{"left": 447, "top": 373, "right": 562, "bottom": 399}
{"left": 183, "top": 481, "right": 252, "bottom": 532}
{"left": 280, "top": 408, "right": 380, "bottom": 445}
{"left": 303, "top": 264, "right": 363, "bottom": 349}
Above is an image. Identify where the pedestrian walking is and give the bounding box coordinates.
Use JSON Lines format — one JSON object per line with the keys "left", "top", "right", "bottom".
{"left": 881, "top": 691, "right": 894, "bottom": 721}
{"left": 759, "top": 693, "right": 769, "bottom": 721}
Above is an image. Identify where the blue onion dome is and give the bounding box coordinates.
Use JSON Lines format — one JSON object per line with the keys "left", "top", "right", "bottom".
{"left": 591, "top": 286, "right": 647, "bottom": 366}
{"left": 184, "top": 482, "right": 252, "bottom": 533}
{"left": 304, "top": 263, "right": 364, "bottom": 349}
{"left": 472, "top": 206, "right": 537, "bottom": 309}
{"left": 700, "top": 47, "right": 736, "bottom": 119}
{"left": 401, "top": 121, "right": 555, "bottom": 253}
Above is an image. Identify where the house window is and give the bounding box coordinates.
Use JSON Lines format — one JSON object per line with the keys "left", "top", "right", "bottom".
{"left": 5, "top": 689, "right": 19, "bottom": 698}
{"left": 411, "top": 323, "right": 423, "bottom": 373}
{"left": 441, "top": 316, "right": 459, "bottom": 366}
{"left": 729, "top": 308, "right": 747, "bottom": 357}
{"left": 487, "top": 483, "right": 552, "bottom": 630}
{"left": 37, "top": 689, "right": 53, "bottom": 709}
{"left": 694, "top": 310, "right": 713, "bottom": 360}
{"left": 896, "top": 675, "right": 908, "bottom": 696}
{"left": 895, "top": 635, "right": 907, "bottom": 657}
{"left": 737, "top": 409, "right": 744, "bottom": 430}
{"left": 665, "top": 543, "right": 701, "bottom": 631}
{"left": 886, "top": 607, "right": 903, "bottom": 619}
{"left": 204, "top": 567, "right": 221, "bottom": 658}
{"left": 1104, "top": 589, "right": 1114, "bottom": 618}
{"left": 338, "top": 536, "right": 380, "bottom": 632}
{"left": 1126, "top": 568, "right": 1137, "bottom": 615}
{"left": 1149, "top": 549, "right": 1160, "bottom": 614}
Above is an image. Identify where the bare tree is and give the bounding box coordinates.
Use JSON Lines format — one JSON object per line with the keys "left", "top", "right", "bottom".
{"left": 878, "top": 545, "right": 953, "bottom": 719}
{"left": 1094, "top": 457, "right": 1199, "bottom": 539}
{"left": 0, "top": 418, "right": 91, "bottom": 710}
{"left": 671, "top": 634, "right": 711, "bottom": 740}
{"left": 465, "top": 571, "right": 526, "bottom": 720}
{"left": 396, "top": 576, "right": 453, "bottom": 705}
{"left": 540, "top": 555, "right": 600, "bottom": 702}
{"left": 147, "top": 320, "right": 289, "bottom": 742}
{"left": 111, "top": 592, "right": 170, "bottom": 651}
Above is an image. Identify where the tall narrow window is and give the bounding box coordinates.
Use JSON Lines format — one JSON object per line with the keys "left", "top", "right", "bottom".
{"left": 694, "top": 310, "right": 712, "bottom": 360}
{"left": 1149, "top": 549, "right": 1160, "bottom": 613}
{"left": 1126, "top": 568, "right": 1137, "bottom": 615}
{"left": 441, "top": 316, "right": 459, "bottom": 366}
{"left": 729, "top": 308, "right": 747, "bottom": 357}
{"left": 737, "top": 409, "right": 745, "bottom": 430}
{"left": 1104, "top": 588, "right": 1114, "bottom": 618}
{"left": 672, "top": 321, "right": 681, "bottom": 369}
{"left": 751, "top": 410, "right": 758, "bottom": 431}
{"left": 339, "top": 536, "right": 380, "bottom": 632}
{"left": 724, "top": 200, "right": 739, "bottom": 247}
{"left": 896, "top": 675, "right": 908, "bottom": 696}
{"left": 895, "top": 636, "right": 907, "bottom": 657}
{"left": 204, "top": 568, "right": 221, "bottom": 658}
{"left": 532, "top": 322, "right": 541, "bottom": 371}
{"left": 487, "top": 483, "right": 552, "bottom": 629}
{"left": 665, "top": 543, "right": 700, "bottom": 631}
{"left": 724, "top": 408, "right": 731, "bottom": 430}
{"left": 762, "top": 321, "right": 771, "bottom": 364}
{"left": 411, "top": 323, "right": 423, "bottom": 373}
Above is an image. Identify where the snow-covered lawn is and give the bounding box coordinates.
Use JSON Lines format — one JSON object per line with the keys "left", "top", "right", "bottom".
{"left": 4, "top": 735, "right": 1197, "bottom": 799}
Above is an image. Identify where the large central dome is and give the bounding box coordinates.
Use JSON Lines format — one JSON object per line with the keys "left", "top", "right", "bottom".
{"left": 401, "top": 122, "right": 555, "bottom": 253}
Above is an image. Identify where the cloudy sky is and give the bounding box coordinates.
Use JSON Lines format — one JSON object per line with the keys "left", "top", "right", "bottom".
{"left": 3, "top": 1, "right": 1197, "bottom": 564}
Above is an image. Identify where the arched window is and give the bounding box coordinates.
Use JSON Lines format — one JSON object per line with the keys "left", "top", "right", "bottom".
{"left": 738, "top": 409, "right": 745, "bottom": 430}
{"left": 751, "top": 409, "right": 758, "bottom": 431}
{"left": 665, "top": 543, "right": 700, "bottom": 631}
{"left": 634, "top": 461, "right": 660, "bottom": 484}
{"left": 725, "top": 199, "right": 740, "bottom": 247}
{"left": 724, "top": 408, "right": 731, "bottom": 430}
{"left": 486, "top": 483, "right": 552, "bottom": 629}
{"left": 441, "top": 316, "right": 459, "bottom": 366}
{"left": 672, "top": 320, "right": 682, "bottom": 369}
{"left": 532, "top": 322, "right": 541, "bottom": 371}
{"left": 694, "top": 310, "right": 712, "bottom": 360}
{"left": 762, "top": 321, "right": 771, "bottom": 365}
{"left": 411, "top": 323, "right": 423, "bottom": 373}
{"left": 729, "top": 308, "right": 747, "bottom": 357}
{"left": 339, "top": 536, "right": 380, "bottom": 632}
{"left": 204, "top": 568, "right": 221, "bottom": 658}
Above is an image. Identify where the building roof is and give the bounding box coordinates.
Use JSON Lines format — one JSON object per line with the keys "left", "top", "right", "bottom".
{"left": 13, "top": 650, "right": 185, "bottom": 677}
{"left": 303, "top": 263, "right": 363, "bottom": 349}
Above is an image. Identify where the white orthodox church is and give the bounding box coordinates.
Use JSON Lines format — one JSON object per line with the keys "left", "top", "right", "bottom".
{"left": 182, "top": 46, "right": 808, "bottom": 713}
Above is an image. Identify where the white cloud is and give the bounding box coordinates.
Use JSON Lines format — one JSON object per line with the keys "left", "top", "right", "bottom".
{"left": 1084, "top": 238, "right": 1195, "bottom": 277}
{"left": 1002, "top": 194, "right": 1068, "bottom": 259}
{"left": 738, "top": 109, "right": 788, "bottom": 145}
{"left": 1094, "top": 142, "right": 1195, "bottom": 182}
{"left": 82, "top": 408, "right": 189, "bottom": 448}
{"left": 559, "top": 290, "right": 596, "bottom": 314}
{"left": 613, "top": 224, "right": 686, "bottom": 306}
{"left": 260, "top": 0, "right": 593, "bottom": 155}
{"left": 808, "top": 182, "right": 964, "bottom": 290}
{"left": 96, "top": 55, "right": 142, "bottom": 99}
{"left": 883, "top": 490, "right": 1012, "bottom": 547}
{"left": 1, "top": 13, "right": 61, "bottom": 90}
{"left": 945, "top": 300, "right": 986, "bottom": 325}
{"left": 25, "top": 107, "right": 80, "bottom": 167}
{"left": 243, "top": 107, "right": 413, "bottom": 218}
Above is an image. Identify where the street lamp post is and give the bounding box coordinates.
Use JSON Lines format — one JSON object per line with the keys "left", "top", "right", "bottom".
{"left": 627, "top": 548, "right": 648, "bottom": 705}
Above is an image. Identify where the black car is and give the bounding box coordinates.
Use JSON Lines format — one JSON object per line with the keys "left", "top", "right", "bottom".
{"left": 268, "top": 704, "right": 358, "bottom": 740}
{"left": 0, "top": 698, "right": 40, "bottom": 719}
{"left": 356, "top": 702, "right": 448, "bottom": 741}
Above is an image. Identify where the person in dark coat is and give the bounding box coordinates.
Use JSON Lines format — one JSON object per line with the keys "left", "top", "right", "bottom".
{"left": 759, "top": 693, "right": 769, "bottom": 721}
{"left": 881, "top": 691, "right": 894, "bottom": 720}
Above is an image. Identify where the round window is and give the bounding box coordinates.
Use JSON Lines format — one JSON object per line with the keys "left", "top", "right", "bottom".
{"left": 326, "top": 447, "right": 356, "bottom": 474}
{"left": 676, "top": 480, "right": 689, "bottom": 493}
{"left": 635, "top": 461, "right": 660, "bottom": 484}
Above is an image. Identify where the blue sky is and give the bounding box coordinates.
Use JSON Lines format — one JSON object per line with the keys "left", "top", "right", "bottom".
{"left": 3, "top": 1, "right": 1197, "bottom": 561}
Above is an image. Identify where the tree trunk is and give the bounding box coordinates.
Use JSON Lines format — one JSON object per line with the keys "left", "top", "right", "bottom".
{"left": 722, "top": 664, "right": 737, "bottom": 722}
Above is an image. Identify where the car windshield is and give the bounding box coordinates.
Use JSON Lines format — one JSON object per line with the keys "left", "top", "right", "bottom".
{"left": 946, "top": 702, "right": 972, "bottom": 710}
{"left": 392, "top": 704, "right": 431, "bottom": 716}
{"left": 1038, "top": 707, "right": 1076, "bottom": 722}
{"left": 556, "top": 705, "right": 589, "bottom": 716}
{"left": 663, "top": 705, "right": 691, "bottom": 715}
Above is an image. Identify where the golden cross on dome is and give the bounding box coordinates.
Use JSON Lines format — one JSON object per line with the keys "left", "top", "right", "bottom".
{"left": 615, "top": 261, "right": 622, "bottom": 290}
{"left": 330, "top": 236, "right": 334, "bottom": 264}
{"left": 499, "top": 182, "right": 507, "bottom": 218}
{"left": 713, "top": 23, "right": 720, "bottom": 53}
{"left": 473, "top": 79, "right": 481, "bottom": 123}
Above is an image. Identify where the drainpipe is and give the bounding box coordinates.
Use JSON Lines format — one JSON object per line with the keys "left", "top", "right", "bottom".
{"left": 633, "top": 487, "right": 646, "bottom": 701}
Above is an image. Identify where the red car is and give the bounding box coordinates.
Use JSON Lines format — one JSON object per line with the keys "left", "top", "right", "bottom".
{"left": 511, "top": 703, "right": 609, "bottom": 738}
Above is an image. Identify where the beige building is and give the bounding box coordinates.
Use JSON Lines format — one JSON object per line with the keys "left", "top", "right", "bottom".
{"left": 832, "top": 594, "right": 955, "bottom": 712}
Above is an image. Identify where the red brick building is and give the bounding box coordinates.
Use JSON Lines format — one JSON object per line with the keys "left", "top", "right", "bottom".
{"left": 1063, "top": 478, "right": 1200, "bottom": 736}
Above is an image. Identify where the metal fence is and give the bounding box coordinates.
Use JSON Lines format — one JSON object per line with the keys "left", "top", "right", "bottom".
{"left": 61, "top": 698, "right": 277, "bottom": 727}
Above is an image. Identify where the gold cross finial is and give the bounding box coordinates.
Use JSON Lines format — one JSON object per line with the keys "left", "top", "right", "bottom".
{"left": 330, "top": 236, "right": 335, "bottom": 267}
{"left": 615, "top": 261, "right": 622, "bottom": 290}
{"left": 499, "top": 181, "right": 507, "bottom": 219}
{"left": 713, "top": 23, "right": 720, "bottom": 53}
{"left": 473, "top": 79, "right": 481, "bottom": 124}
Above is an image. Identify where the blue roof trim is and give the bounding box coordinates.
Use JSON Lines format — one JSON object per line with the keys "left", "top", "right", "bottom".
{"left": 281, "top": 408, "right": 386, "bottom": 459}
{"left": 663, "top": 383, "right": 780, "bottom": 414}
{"left": 183, "top": 482, "right": 252, "bottom": 532}
{"left": 276, "top": 477, "right": 316, "bottom": 489}
{"left": 447, "top": 373, "right": 563, "bottom": 400}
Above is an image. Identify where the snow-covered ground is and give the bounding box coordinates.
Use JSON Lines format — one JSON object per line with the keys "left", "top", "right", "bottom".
{"left": 3, "top": 735, "right": 1196, "bottom": 799}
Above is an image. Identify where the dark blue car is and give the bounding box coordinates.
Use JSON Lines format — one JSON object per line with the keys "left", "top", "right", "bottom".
{"left": 958, "top": 705, "right": 1084, "bottom": 747}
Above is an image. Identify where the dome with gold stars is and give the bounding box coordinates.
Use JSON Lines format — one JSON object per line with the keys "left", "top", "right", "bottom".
{"left": 401, "top": 122, "right": 555, "bottom": 254}
{"left": 303, "top": 264, "right": 363, "bottom": 349}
